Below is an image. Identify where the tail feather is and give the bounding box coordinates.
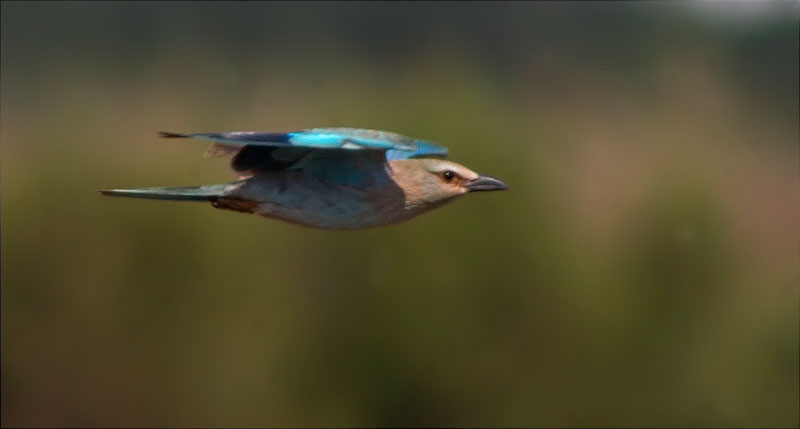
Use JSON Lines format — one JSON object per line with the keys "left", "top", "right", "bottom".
{"left": 158, "top": 131, "right": 189, "bottom": 139}
{"left": 98, "top": 183, "right": 232, "bottom": 201}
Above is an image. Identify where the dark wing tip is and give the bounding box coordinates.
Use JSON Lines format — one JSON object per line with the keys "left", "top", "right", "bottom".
{"left": 158, "top": 131, "right": 188, "bottom": 138}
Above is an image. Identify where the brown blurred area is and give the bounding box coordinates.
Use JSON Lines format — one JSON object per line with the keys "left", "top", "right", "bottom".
{"left": 1, "top": 2, "right": 797, "bottom": 427}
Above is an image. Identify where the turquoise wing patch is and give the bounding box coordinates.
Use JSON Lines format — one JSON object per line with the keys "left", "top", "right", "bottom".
{"left": 296, "top": 128, "right": 449, "bottom": 159}
{"left": 159, "top": 128, "right": 449, "bottom": 159}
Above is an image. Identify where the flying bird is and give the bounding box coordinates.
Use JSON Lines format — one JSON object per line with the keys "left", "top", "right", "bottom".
{"left": 100, "top": 128, "right": 508, "bottom": 229}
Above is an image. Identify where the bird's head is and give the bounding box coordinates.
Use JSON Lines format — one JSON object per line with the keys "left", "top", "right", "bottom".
{"left": 388, "top": 158, "right": 508, "bottom": 212}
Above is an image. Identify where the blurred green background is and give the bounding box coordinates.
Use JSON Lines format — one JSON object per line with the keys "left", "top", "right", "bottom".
{"left": 1, "top": 1, "right": 798, "bottom": 427}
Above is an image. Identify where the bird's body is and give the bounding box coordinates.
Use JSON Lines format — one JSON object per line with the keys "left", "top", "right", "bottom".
{"left": 216, "top": 160, "right": 405, "bottom": 229}
{"left": 101, "top": 128, "right": 507, "bottom": 229}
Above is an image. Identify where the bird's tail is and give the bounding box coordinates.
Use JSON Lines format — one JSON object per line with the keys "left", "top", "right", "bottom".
{"left": 98, "top": 183, "right": 233, "bottom": 202}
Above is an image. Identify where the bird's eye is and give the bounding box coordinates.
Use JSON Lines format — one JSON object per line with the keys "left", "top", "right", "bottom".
{"left": 441, "top": 170, "right": 455, "bottom": 181}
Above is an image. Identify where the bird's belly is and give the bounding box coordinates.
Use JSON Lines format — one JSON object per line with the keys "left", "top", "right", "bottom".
{"left": 256, "top": 200, "right": 390, "bottom": 229}
{"left": 233, "top": 176, "right": 407, "bottom": 229}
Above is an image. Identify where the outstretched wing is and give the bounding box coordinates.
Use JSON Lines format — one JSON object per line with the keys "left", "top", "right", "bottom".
{"left": 159, "top": 128, "right": 449, "bottom": 163}
{"left": 292, "top": 128, "right": 449, "bottom": 160}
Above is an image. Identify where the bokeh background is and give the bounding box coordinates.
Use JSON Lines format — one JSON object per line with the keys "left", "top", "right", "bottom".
{"left": 2, "top": 1, "right": 798, "bottom": 427}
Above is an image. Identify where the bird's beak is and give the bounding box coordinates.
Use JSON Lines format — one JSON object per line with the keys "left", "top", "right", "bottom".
{"left": 465, "top": 175, "right": 509, "bottom": 192}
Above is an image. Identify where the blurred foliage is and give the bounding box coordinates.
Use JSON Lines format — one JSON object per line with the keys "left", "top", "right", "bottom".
{"left": 1, "top": 1, "right": 798, "bottom": 427}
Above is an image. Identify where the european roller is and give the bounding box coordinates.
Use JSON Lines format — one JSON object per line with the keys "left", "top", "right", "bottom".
{"left": 100, "top": 128, "right": 508, "bottom": 229}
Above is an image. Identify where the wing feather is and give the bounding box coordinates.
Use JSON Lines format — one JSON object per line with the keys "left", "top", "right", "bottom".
{"left": 159, "top": 128, "right": 449, "bottom": 159}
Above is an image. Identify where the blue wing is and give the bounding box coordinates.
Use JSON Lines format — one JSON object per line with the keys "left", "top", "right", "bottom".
{"left": 159, "top": 128, "right": 449, "bottom": 160}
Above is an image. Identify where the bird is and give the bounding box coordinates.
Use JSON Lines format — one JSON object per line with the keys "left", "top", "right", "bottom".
{"left": 100, "top": 128, "right": 508, "bottom": 229}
